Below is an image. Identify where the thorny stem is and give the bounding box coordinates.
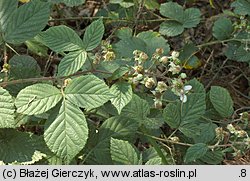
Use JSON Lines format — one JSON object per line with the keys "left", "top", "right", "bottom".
{"left": 138, "top": 131, "right": 247, "bottom": 150}
{"left": 0, "top": 69, "right": 112, "bottom": 87}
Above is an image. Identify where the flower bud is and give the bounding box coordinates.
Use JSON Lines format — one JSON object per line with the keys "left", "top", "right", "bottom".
{"left": 154, "top": 99, "right": 162, "bottom": 109}
{"left": 160, "top": 56, "right": 169, "bottom": 64}
{"left": 144, "top": 77, "right": 156, "bottom": 89}
{"left": 171, "top": 51, "right": 180, "bottom": 59}
{"left": 156, "top": 48, "right": 164, "bottom": 55}
{"left": 156, "top": 81, "right": 168, "bottom": 93}
{"left": 103, "top": 51, "right": 116, "bottom": 61}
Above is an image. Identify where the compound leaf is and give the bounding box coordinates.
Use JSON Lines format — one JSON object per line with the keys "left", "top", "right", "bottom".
{"left": 44, "top": 99, "right": 88, "bottom": 163}
{"left": 15, "top": 84, "right": 62, "bottom": 115}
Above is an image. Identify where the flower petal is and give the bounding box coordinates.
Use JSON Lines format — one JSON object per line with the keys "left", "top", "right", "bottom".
{"left": 184, "top": 85, "right": 192, "bottom": 91}
{"left": 180, "top": 94, "right": 187, "bottom": 103}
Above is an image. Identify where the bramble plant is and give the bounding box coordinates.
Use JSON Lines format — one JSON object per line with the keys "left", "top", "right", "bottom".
{"left": 0, "top": 0, "right": 249, "bottom": 165}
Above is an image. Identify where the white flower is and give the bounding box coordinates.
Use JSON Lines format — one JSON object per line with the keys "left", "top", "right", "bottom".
{"left": 171, "top": 51, "right": 180, "bottom": 59}
{"left": 179, "top": 85, "right": 192, "bottom": 103}
{"left": 155, "top": 81, "right": 168, "bottom": 93}
{"left": 169, "top": 62, "right": 181, "bottom": 74}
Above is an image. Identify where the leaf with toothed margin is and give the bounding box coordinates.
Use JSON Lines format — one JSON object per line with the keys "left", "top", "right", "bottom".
{"left": 44, "top": 99, "right": 88, "bottom": 163}
{"left": 15, "top": 84, "right": 62, "bottom": 115}
{"left": 65, "top": 75, "right": 114, "bottom": 110}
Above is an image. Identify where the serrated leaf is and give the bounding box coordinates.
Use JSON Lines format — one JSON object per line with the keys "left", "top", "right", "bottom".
{"left": 209, "top": 86, "right": 234, "bottom": 118}
{"left": 0, "top": 88, "right": 15, "bottom": 128}
{"left": 160, "top": 2, "right": 183, "bottom": 22}
{"left": 0, "top": 0, "right": 18, "bottom": 32}
{"left": 114, "top": 37, "right": 146, "bottom": 57}
{"left": 57, "top": 50, "right": 87, "bottom": 76}
{"left": 231, "top": 0, "right": 250, "bottom": 15}
{"left": 0, "top": 129, "right": 47, "bottom": 163}
{"left": 163, "top": 103, "right": 181, "bottom": 128}
{"left": 110, "top": 66, "right": 130, "bottom": 80}
{"left": 110, "top": 138, "right": 139, "bottom": 165}
{"left": 159, "top": 2, "right": 200, "bottom": 37}
{"left": 179, "top": 123, "right": 201, "bottom": 138}
{"left": 199, "top": 150, "right": 224, "bottom": 164}
{"left": 121, "top": 94, "right": 150, "bottom": 122}
{"left": 25, "top": 36, "right": 48, "bottom": 56}
{"left": 110, "top": 0, "right": 134, "bottom": 8}
{"left": 82, "top": 19, "right": 104, "bottom": 51}
{"left": 187, "top": 79, "right": 205, "bottom": 93}
{"left": 145, "top": 157, "right": 162, "bottom": 165}
{"left": 137, "top": 31, "right": 170, "bottom": 56}
{"left": 4, "top": 0, "right": 50, "bottom": 44}
{"left": 50, "top": 0, "right": 86, "bottom": 7}
{"left": 38, "top": 25, "right": 84, "bottom": 52}
{"left": 94, "top": 116, "right": 139, "bottom": 164}
{"left": 110, "top": 82, "right": 133, "bottom": 114}
{"left": 184, "top": 143, "right": 208, "bottom": 163}
{"left": 181, "top": 93, "right": 206, "bottom": 124}
{"left": 15, "top": 84, "right": 62, "bottom": 115}
{"left": 65, "top": 75, "right": 113, "bottom": 109}
{"left": 183, "top": 8, "right": 201, "bottom": 28}
{"left": 7, "top": 55, "right": 41, "bottom": 96}
{"left": 193, "top": 123, "right": 217, "bottom": 143}
{"left": 116, "top": 27, "right": 133, "bottom": 39}
{"left": 212, "top": 17, "right": 233, "bottom": 40}
{"left": 44, "top": 99, "right": 88, "bottom": 163}
{"left": 226, "top": 43, "right": 250, "bottom": 64}
{"left": 159, "top": 21, "right": 184, "bottom": 37}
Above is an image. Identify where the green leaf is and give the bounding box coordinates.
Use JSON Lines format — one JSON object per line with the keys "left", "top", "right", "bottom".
{"left": 183, "top": 8, "right": 201, "bottom": 28}
{"left": 193, "top": 123, "right": 217, "bottom": 143}
{"left": 82, "top": 19, "right": 104, "bottom": 51}
{"left": 25, "top": 36, "right": 48, "bottom": 57}
{"left": 199, "top": 150, "right": 224, "bottom": 164}
{"left": 44, "top": 99, "right": 88, "bottom": 163}
{"left": 4, "top": 0, "right": 50, "bottom": 44}
{"left": 0, "top": 129, "right": 47, "bottom": 163}
{"left": 110, "top": 0, "right": 134, "bottom": 8}
{"left": 187, "top": 79, "right": 205, "bottom": 93}
{"left": 114, "top": 37, "right": 146, "bottom": 58}
{"left": 160, "top": 2, "right": 183, "bottom": 22}
{"left": 0, "top": 88, "right": 15, "bottom": 128}
{"left": 110, "top": 82, "right": 133, "bottom": 114}
{"left": 181, "top": 93, "right": 206, "bottom": 125}
{"left": 50, "top": 0, "right": 86, "bottom": 7}
{"left": 121, "top": 94, "right": 150, "bottom": 123}
{"left": 137, "top": 31, "right": 170, "bottom": 56}
{"left": 110, "top": 138, "right": 140, "bottom": 165}
{"left": 0, "top": 0, "right": 18, "bottom": 32}
{"left": 15, "top": 83, "right": 62, "bottom": 115}
{"left": 38, "top": 25, "right": 84, "bottom": 52}
{"left": 163, "top": 103, "right": 181, "bottom": 128}
{"left": 181, "top": 93, "right": 206, "bottom": 124}
{"left": 159, "top": 21, "right": 184, "bottom": 37}
{"left": 184, "top": 143, "right": 208, "bottom": 163}
{"left": 212, "top": 17, "right": 233, "bottom": 40}
{"left": 159, "top": 2, "right": 201, "bottom": 37}
{"left": 225, "top": 43, "right": 250, "bottom": 64}
{"left": 116, "top": 27, "right": 133, "bottom": 39}
{"left": 209, "top": 86, "right": 234, "bottom": 118}
{"left": 231, "top": 0, "right": 250, "bottom": 16}
{"left": 179, "top": 123, "right": 201, "bottom": 138}
{"left": 57, "top": 50, "right": 87, "bottom": 76}
{"left": 145, "top": 157, "right": 162, "bottom": 165}
{"left": 65, "top": 75, "right": 113, "bottom": 109}
{"left": 94, "top": 116, "right": 139, "bottom": 164}
{"left": 7, "top": 55, "right": 41, "bottom": 96}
